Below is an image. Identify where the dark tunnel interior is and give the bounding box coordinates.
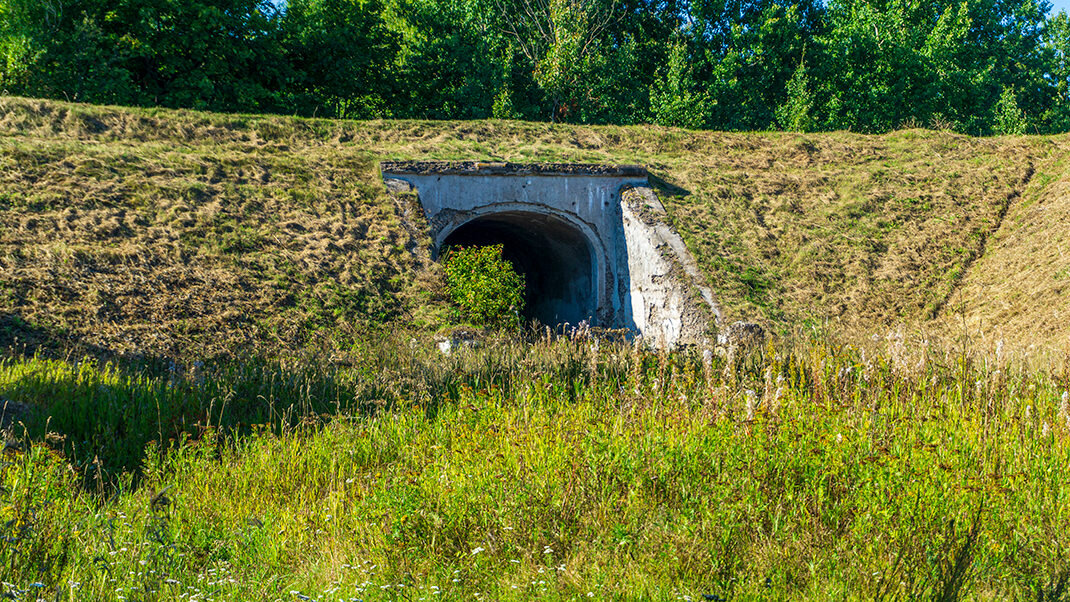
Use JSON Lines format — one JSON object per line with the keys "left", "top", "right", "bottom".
{"left": 441, "top": 212, "right": 597, "bottom": 326}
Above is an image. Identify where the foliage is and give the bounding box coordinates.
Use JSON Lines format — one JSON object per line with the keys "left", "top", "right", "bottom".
{"left": 442, "top": 244, "right": 526, "bottom": 328}
{"left": 650, "top": 39, "right": 709, "bottom": 129}
{"left": 775, "top": 55, "right": 816, "bottom": 132}
{"left": 993, "top": 86, "right": 1029, "bottom": 135}
{"left": 3, "top": 334, "right": 1070, "bottom": 598}
{"left": 278, "top": 0, "right": 396, "bottom": 119}
{"left": 3, "top": 0, "right": 1070, "bottom": 133}
{"left": 1045, "top": 11, "right": 1070, "bottom": 131}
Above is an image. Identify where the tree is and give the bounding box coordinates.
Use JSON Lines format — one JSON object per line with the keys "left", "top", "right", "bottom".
{"left": 0, "top": 0, "right": 134, "bottom": 103}
{"left": 814, "top": 0, "right": 1052, "bottom": 134}
{"left": 686, "top": 0, "right": 824, "bottom": 130}
{"left": 0, "top": 0, "right": 290, "bottom": 111}
{"left": 776, "top": 54, "right": 816, "bottom": 131}
{"left": 280, "top": 0, "right": 395, "bottom": 118}
{"left": 1041, "top": 10, "right": 1070, "bottom": 131}
{"left": 494, "top": 0, "right": 621, "bottom": 121}
{"left": 650, "top": 39, "right": 710, "bottom": 129}
{"left": 992, "top": 86, "right": 1028, "bottom": 134}
{"left": 382, "top": 0, "right": 510, "bottom": 120}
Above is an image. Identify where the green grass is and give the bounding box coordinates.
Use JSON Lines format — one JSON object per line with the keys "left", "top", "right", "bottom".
{"left": 3, "top": 96, "right": 1070, "bottom": 599}
{"left": 3, "top": 333, "right": 1070, "bottom": 600}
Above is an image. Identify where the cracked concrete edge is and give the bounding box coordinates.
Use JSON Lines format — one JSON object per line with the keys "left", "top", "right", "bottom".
{"left": 622, "top": 185, "right": 724, "bottom": 326}
{"left": 381, "top": 161, "right": 648, "bottom": 178}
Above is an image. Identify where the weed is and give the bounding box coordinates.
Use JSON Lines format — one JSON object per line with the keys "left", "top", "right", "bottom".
{"left": 0, "top": 333, "right": 1068, "bottom": 599}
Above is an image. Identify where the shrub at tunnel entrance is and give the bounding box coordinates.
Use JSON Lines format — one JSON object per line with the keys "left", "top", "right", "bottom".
{"left": 442, "top": 244, "right": 526, "bottom": 329}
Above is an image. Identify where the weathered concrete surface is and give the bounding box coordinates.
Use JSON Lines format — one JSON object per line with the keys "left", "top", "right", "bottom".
{"left": 381, "top": 161, "right": 720, "bottom": 347}
{"left": 620, "top": 185, "right": 722, "bottom": 346}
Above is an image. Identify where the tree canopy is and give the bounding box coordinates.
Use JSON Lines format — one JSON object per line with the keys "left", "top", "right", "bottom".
{"left": 2, "top": 0, "right": 1068, "bottom": 134}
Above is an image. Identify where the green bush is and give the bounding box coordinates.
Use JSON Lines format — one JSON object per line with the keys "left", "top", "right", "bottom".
{"left": 442, "top": 244, "right": 526, "bottom": 328}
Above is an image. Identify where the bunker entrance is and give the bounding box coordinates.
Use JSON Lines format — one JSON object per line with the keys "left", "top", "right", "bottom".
{"left": 441, "top": 212, "right": 597, "bottom": 327}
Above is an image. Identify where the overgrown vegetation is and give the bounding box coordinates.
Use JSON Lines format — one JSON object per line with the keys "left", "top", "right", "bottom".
{"left": 2, "top": 332, "right": 1070, "bottom": 599}
{"left": 442, "top": 244, "right": 526, "bottom": 328}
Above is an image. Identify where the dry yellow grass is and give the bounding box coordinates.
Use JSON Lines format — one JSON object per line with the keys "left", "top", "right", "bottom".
{"left": 940, "top": 145, "right": 1070, "bottom": 352}
{"left": 2, "top": 96, "right": 1069, "bottom": 357}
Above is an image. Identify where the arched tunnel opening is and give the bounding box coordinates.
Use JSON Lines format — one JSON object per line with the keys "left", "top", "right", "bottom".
{"left": 440, "top": 211, "right": 598, "bottom": 327}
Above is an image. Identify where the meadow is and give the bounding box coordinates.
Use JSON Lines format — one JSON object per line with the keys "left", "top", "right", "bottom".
{"left": 3, "top": 97, "right": 1070, "bottom": 601}
{"left": 2, "top": 329, "right": 1069, "bottom": 601}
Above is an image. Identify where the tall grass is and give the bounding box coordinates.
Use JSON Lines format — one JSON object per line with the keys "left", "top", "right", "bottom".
{"left": 1, "top": 332, "right": 1069, "bottom": 600}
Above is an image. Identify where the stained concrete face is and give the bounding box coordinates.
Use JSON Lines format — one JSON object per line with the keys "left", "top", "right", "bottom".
{"left": 382, "top": 161, "right": 720, "bottom": 347}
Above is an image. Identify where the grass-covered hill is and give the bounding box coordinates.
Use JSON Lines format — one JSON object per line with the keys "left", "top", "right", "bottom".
{"left": 2, "top": 96, "right": 1069, "bottom": 358}
{"left": 4, "top": 98, "right": 1070, "bottom": 601}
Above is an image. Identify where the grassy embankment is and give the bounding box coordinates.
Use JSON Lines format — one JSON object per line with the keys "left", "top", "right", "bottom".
{"left": 3, "top": 97, "right": 1070, "bottom": 354}
{"left": 2, "top": 98, "right": 1070, "bottom": 599}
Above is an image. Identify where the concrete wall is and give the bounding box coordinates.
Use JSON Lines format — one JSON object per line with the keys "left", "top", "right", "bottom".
{"left": 381, "top": 161, "right": 719, "bottom": 346}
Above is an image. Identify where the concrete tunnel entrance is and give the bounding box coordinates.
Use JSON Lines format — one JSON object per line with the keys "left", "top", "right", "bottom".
{"left": 441, "top": 212, "right": 597, "bottom": 326}
{"left": 381, "top": 161, "right": 722, "bottom": 347}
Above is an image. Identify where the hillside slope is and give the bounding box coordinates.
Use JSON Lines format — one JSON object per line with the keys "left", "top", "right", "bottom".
{"left": 939, "top": 150, "right": 1070, "bottom": 353}
{"left": 1, "top": 97, "right": 1068, "bottom": 357}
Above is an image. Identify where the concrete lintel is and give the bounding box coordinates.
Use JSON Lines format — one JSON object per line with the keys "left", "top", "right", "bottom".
{"left": 381, "top": 161, "right": 648, "bottom": 178}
